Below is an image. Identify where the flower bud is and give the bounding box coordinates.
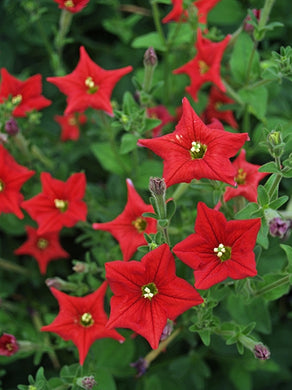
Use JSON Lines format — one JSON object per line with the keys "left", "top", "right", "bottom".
{"left": 130, "top": 357, "right": 149, "bottom": 377}
{"left": 149, "top": 177, "right": 166, "bottom": 197}
{"left": 144, "top": 47, "right": 157, "bottom": 68}
{"left": 269, "top": 217, "right": 291, "bottom": 239}
{"left": 254, "top": 344, "right": 270, "bottom": 360}
{"left": 72, "top": 261, "right": 88, "bottom": 273}
{"left": 244, "top": 9, "right": 261, "bottom": 32}
{"left": 267, "top": 130, "right": 285, "bottom": 158}
{"left": 45, "top": 277, "right": 66, "bottom": 290}
{"left": 76, "top": 376, "right": 97, "bottom": 390}
{"left": 160, "top": 320, "right": 174, "bottom": 341}
{"left": 0, "top": 333, "right": 19, "bottom": 356}
{"left": 4, "top": 117, "right": 19, "bottom": 136}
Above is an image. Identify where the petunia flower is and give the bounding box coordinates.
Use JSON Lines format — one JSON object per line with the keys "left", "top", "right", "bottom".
{"left": 105, "top": 244, "right": 203, "bottom": 349}
{"left": 138, "top": 97, "right": 249, "bottom": 187}
{"left": 92, "top": 179, "right": 157, "bottom": 261}
{"left": 54, "top": 112, "right": 87, "bottom": 141}
{"left": 14, "top": 226, "right": 70, "bottom": 274}
{"left": 147, "top": 105, "right": 175, "bottom": 137}
{"left": 41, "top": 282, "right": 125, "bottom": 365}
{"left": 202, "top": 86, "right": 238, "bottom": 129}
{"left": 0, "top": 145, "right": 35, "bottom": 219}
{"left": 162, "top": 0, "right": 221, "bottom": 25}
{"left": 0, "top": 68, "right": 51, "bottom": 117}
{"left": 21, "top": 172, "right": 87, "bottom": 235}
{"left": 173, "top": 29, "right": 230, "bottom": 101}
{"left": 173, "top": 202, "right": 261, "bottom": 289}
{"left": 0, "top": 333, "right": 19, "bottom": 356}
{"left": 54, "top": 0, "right": 90, "bottom": 13}
{"left": 223, "top": 149, "right": 269, "bottom": 203}
{"left": 47, "top": 46, "right": 133, "bottom": 116}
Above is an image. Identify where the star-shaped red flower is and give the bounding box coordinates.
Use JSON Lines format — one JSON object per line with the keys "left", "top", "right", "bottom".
{"left": 105, "top": 244, "right": 203, "bottom": 349}
{"left": 14, "top": 226, "right": 70, "bottom": 274}
{"left": 147, "top": 105, "right": 175, "bottom": 137}
{"left": 173, "top": 202, "right": 261, "bottom": 289}
{"left": 47, "top": 46, "right": 133, "bottom": 116}
{"left": 162, "top": 0, "right": 221, "bottom": 25}
{"left": 0, "top": 68, "right": 51, "bottom": 117}
{"left": 54, "top": 0, "right": 90, "bottom": 13}
{"left": 0, "top": 145, "right": 35, "bottom": 219}
{"left": 223, "top": 149, "right": 269, "bottom": 203}
{"left": 138, "top": 97, "right": 249, "bottom": 187}
{"left": 22, "top": 172, "right": 87, "bottom": 235}
{"left": 92, "top": 179, "right": 157, "bottom": 261}
{"left": 202, "top": 86, "right": 238, "bottom": 129}
{"left": 55, "top": 112, "right": 87, "bottom": 141}
{"left": 173, "top": 29, "right": 230, "bottom": 101}
{"left": 41, "top": 282, "right": 125, "bottom": 365}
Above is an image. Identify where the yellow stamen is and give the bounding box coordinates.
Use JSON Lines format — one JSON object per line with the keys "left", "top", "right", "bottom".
{"left": 37, "top": 238, "right": 49, "bottom": 250}
{"left": 132, "top": 217, "right": 147, "bottom": 233}
{"left": 54, "top": 199, "right": 69, "bottom": 213}
{"left": 235, "top": 168, "right": 247, "bottom": 185}
{"left": 85, "top": 76, "right": 98, "bottom": 94}
{"left": 80, "top": 312, "right": 94, "bottom": 327}
{"left": 198, "top": 60, "right": 210, "bottom": 74}
{"left": 141, "top": 282, "right": 158, "bottom": 300}
{"left": 0, "top": 179, "right": 5, "bottom": 192}
{"left": 64, "top": 0, "right": 74, "bottom": 7}
{"left": 12, "top": 94, "right": 22, "bottom": 105}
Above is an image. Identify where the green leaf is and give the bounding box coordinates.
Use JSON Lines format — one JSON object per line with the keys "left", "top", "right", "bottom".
{"left": 264, "top": 173, "right": 280, "bottom": 200}
{"left": 94, "top": 368, "right": 116, "bottom": 390}
{"left": 91, "top": 142, "right": 131, "bottom": 175}
{"left": 144, "top": 117, "right": 162, "bottom": 132}
{"left": 197, "top": 329, "right": 211, "bottom": 346}
{"left": 166, "top": 199, "right": 176, "bottom": 219}
{"left": 134, "top": 160, "right": 163, "bottom": 189}
{"left": 281, "top": 244, "right": 292, "bottom": 271}
{"left": 142, "top": 212, "right": 158, "bottom": 219}
{"left": 257, "top": 185, "right": 269, "bottom": 206}
{"left": 229, "top": 365, "right": 252, "bottom": 390}
{"left": 235, "top": 202, "right": 259, "bottom": 219}
{"left": 258, "top": 161, "right": 281, "bottom": 173}
{"left": 230, "top": 33, "right": 260, "bottom": 84}
{"left": 269, "top": 195, "right": 289, "bottom": 210}
{"left": 255, "top": 273, "right": 290, "bottom": 301}
{"left": 239, "top": 86, "right": 268, "bottom": 120}
{"left": 158, "top": 219, "right": 169, "bottom": 228}
{"left": 256, "top": 217, "right": 269, "bottom": 249}
{"left": 120, "top": 133, "right": 139, "bottom": 154}
{"left": 132, "top": 32, "right": 166, "bottom": 51}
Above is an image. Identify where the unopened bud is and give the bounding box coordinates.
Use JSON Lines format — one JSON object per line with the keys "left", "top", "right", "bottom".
{"left": 267, "top": 130, "right": 285, "bottom": 157}
{"left": 269, "top": 217, "right": 291, "bottom": 239}
{"left": 244, "top": 9, "right": 261, "bottom": 32}
{"left": 254, "top": 344, "right": 270, "bottom": 360}
{"left": 149, "top": 177, "right": 166, "bottom": 197}
{"left": 144, "top": 47, "right": 157, "bottom": 68}
{"left": 130, "top": 357, "right": 149, "bottom": 377}
{"left": 4, "top": 117, "right": 19, "bottom": 136}
{"left": 160, "top": 320, "right": 174, "bottom": 341}
{"left": 76, "top": 375, "right": 97, "bottom": 390}
{"left": 45, "top": 277, "right": 66, "bottom": 290}
{"left": 72, "top": 261, "right": 88, "bottom": 273}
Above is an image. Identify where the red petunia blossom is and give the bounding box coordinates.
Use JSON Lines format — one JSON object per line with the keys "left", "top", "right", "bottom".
{"left": 173, "top": 202, "right": 261, "bottom": 290}
{"left": 223, "top": 149, "right": 269, "bottom": 203}
{"left": 55, "top": 112, "right": 87, "bottom": 141}
{"left": 202, "top": 86, "right": 238, "bottom": 129}
{"left": 0, "top": 333, "right": 19, "bottom": 356}
{"left": 162, "top": 0, "right": 221, "bottom": 25}
{"left": 41, "top": 282, "right": 125, "bottom": 365}
{"left": 138, "top": 97, "right": 249, "bottom": 187}
{"left": 92, "top": 179, "right": 157, "bottom": 261}
{"left": 105, "top": 244, "right": 203, "bottom": 349}
{"left": 173, "top": 29, "right": 230, "bottom": 101}
{"left": 147, "top": 105, "right": 175, "bottom": 137}
{"left": 47, "top": 46, "right": 133, "bottom": 116}
{"left": 0, "top": 68, "right": 51, "bottom": 117}
{"left": 54, "top": 0, "right": 90, "bottom": 13}
{"left": 0, "top": 145, "right": 35, "bottom": 219}
{"left": 14, "top": 226, "right": 70, "bottom": 274}
{"left": 22, "top": 172, "right": 87, "bottom": 235}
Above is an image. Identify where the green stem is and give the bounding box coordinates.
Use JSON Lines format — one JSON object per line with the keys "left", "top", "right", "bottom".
{"left": 144, "top": 328, "right": 181, "bottom": 365}
{"left": 245, "top": 42, "right": 258, "bottom": 83}
{"left": 0, "top": 258, "right": 30, "bottom": 276}
{"left": 222, "top": 80, "right": 245, "bottom": 106}
{"left": 150, "top": 0, "right": 167, "bottom": 47}
{"left": 172, "top": 183, "right": 190, "bottom": 201}
{"left": 258, "top": 0, "right": 277, "bottom": 32}
{"left": 267, "top": 173, "right": 282, "bottom": 199}
{"left": 253, "top": 275, "right": 289, "bottom": 297}
{"left": 243, "top": 78, "right": 275, "bottom": 91}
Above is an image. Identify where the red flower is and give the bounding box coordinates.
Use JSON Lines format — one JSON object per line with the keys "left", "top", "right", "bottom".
{"left": 47, "top": 46, "right": 133, "bottom": 116}
{"left": 173, "top": 30, "right": 230, "bottom": 101}
{"left": 92, "top": 179, "right": 157, "bottom": 261}
{"left": 14, "top": 226, "right": 70, "bottom": 274}
{"left": 105, "top": 244, "right": 203, "bottom": 349}
{"left": 0, "top": 68, "right": 51, "bottom": 117}
{"left": 0, "top": 145, "right": 35, "bottom": 219}
{"left": 202, "top": 86, "right": 238, "bottom": 129}
{"left": 223, "top": 149, "right": 269, "bottom": 203}
{"left": 55, "top": 112, "right": 87, "bottom": 141}
{"left": 147, "top": 105, "right": 175, "bottom": 137}
{"left": 22, "top": 172, "right": 87, "bottom": 235}
{"left": 173, "top": 202, "right": 261, "bottom": 289}
{"left": 54, "top": 0, "right": 90, "bottom": 13}
{"left": 138, "top": 97, "right": 249, "bottom": 187}
{"left": 162, "top": 0, "right": 221, "bottom": 25}
{"left": 0, "top": 333, "right": 19, "bottom": 356}
{"left": 41, "top": 282, "right": 125, "bottom": 365}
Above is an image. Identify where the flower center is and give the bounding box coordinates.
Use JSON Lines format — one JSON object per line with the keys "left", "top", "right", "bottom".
{"left": 215, "top": 102, "right": 222, "bottom": 110}
{"left": 54, "top": 199, "right": 69, "bottom": 213}
{"left": 64, "top": 0, "right": 74, "bottom": 7}
{"left": 68, "top": 117, "right": 77, "bottom": 126}
{"left": 80, "top": 312, "right": 94, "bottom": 327}
{"left": 12, "top": 94, "right": 22, "bottom": 105}
{"left": 132, "top": 216, "right": 147, "bottom": 233}
{"left": 198, "top": 60, "right": 210, "bottom": 74}
{"left": 235, "top": 168, "right": 247, "bottom": 185}
{"left": 190, "top": 141, "right": 207, "bottom": 159}
{"left": 141, "top": 282, "right": 158, "bottom": 300}
{"left": 37, "top": 238, "right": 49, "bottom": 250}
{"left": 85, "top": 76, "right": 99, "bottom": 94}
{"left": 213, "top": 243, "right": 232, "bottom": 261}
{"left": 0, "top": 179, "right": 5, "bottom": 192}
{"left": 5, "top": 343, "right": 14, "bottom": 352}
